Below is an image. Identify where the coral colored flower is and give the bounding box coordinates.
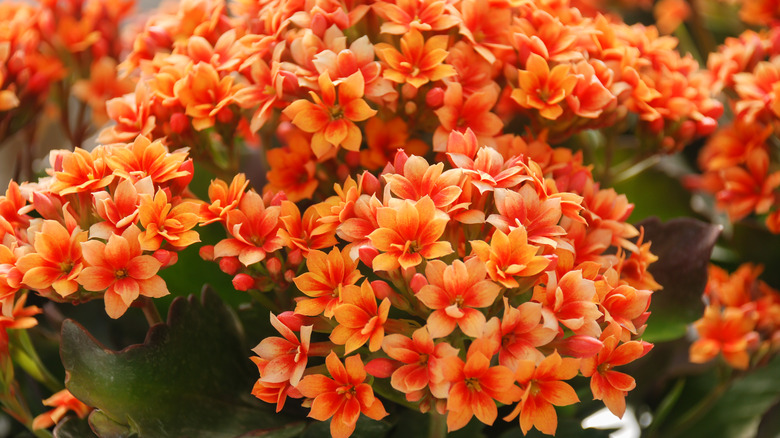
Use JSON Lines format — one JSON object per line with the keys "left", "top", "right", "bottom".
{"left": 360, "top": 117, "right": 428, "bottom": 171}
{"left": 433, "top": 82, "right": 503, "bottom": 152}
{"left": 690, "top": 305, "right": 759, "bottom": 370}
{"left": 296, "top": 352, "right": 388, "bottom": 438}
{"left": 383, "top": 327, "right": 458, "bottom": 398}
{"left": 716, "top": 150, "right": 780, "bottom": 221}
{"left": 416, "top": 257, "right": 501, "bottom": 338}
{"left": 200, "top": 174, "right": 249, "bottom": 226}
{"left": 283, "top": 71, "right": 376, "bottom": 159}
{"left": 278, "top": 201, "right": 338, "bottom": 257}
{"left": 448, "top": 146, "right": 529, "bottom": 194}
{"left": 213, "top": 190, "right": 282, "bottom": 266}
{"left": 99, "top": 81, "right": 156, "bottom": 144}
{"left": 487, "top": 186, "right": 567, "bottom": 249}
{"left": 372, "top": 0, "right": 459, "bottom": 35}
{"left": 251, "top": 356, "right": 303, "bottom": 412}
{"left": 512, "top": 53, "right": 578, "bottom": 120}
{"left": 72, "top": 57, "right": 134, "bottom": 126}
{"left": 293, "top": 247, "right": 362, "bottom": 318}
{"left": 440, "top": 348, "right": 521, "bottom": 431}
{"left": 331, "top": 280, "right": 391, "bottom": 353}
{"left": 383, "top": 153, "right": 463, "bottom": 210}
{"left": 252, "top": 313, "right": 313, "bottom": 385}
{"left": 264, "top": 131, "right": 319, "bottom": 202}
{"left": 77, "top": 226, "right": 169, "bottom": 319}
{"left": 504, "top": 352, "right": 580, "bottom": 435}
{"left": 581, "top": 333, "right": 652, "bottom": 418}
{"left": 106, "top": 135, "right": 191, "bottom": 186}
{"left": 16, "top": 220, "right": 87, "bottom": 298}
{"left": 368, "top": 196, "right": 453, "bottom": 271}
{"left": 31, "top": 390, "right": 91, "bottom": 431}
{"left": 48, "top": 148, "right": 114, "bottom": 196}
{"left": 91, "top": 177, "right": 154, "bottom": 240}
{"left": 138, "top": 189, "right": 201, "bottom": 251}
{"left": 375, "top": 29, "right": 455, "bottom": 89}
{"left": 455, "top": 0, "right": 513, "bottom": 63}
{"left": 470, "top": 227, "right": 550, "bottom": 288}
{"left": 174, "top": 61, "right": 241, "bottom": 131}
{"left": 599, "top": 283, "right": 653, "bottom": 338}
{"left": 483, "top": 300, "right": 558, "bottom": 369}
{"left": 534, "top": 270, "right": 602, "bottom": 337}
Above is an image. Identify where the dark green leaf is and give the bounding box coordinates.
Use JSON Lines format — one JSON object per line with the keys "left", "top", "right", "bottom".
{"left": 637, "top": 217, "right": 721, "bottom": 342}
{"left": 61, "top": 287, "right": 303, "bottom": 438}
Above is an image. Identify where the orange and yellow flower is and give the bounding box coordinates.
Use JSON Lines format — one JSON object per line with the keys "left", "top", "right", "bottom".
{"left": 512, "top": 53, "right": 578, "bottom": 120}
{"left": 375, "top": 29, "right": 455, "bottom": 89}
{"left": 293, "top": 247, "right": 362, "bottom": 318}
{"left": 16, "top": 220, "right": 87, "bottom": 298}
{"left": 331, "top": 280, "right": 391, "bottom": 353}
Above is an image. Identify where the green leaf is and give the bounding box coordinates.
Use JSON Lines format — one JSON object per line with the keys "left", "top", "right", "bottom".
{"left": 636, "top": 217, "right": 721, "bottom": 342}
{"left": 61, "top": 287, "right": 303, "bottom": 438}
{"left": 663, "top": 356, "right": 780, "bottom": 438}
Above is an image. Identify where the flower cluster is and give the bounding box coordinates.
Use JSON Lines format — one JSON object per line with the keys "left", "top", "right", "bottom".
{"left": 690, "top": 264, "right": 780, "bottom": 370}
{"left": 0, "top": 0, "right": 133, "bottom": 149}
{"left": 687, "top": 28, "right": 780, "bottom": 232}
{"left": 106, "top": 0, "right": 721, "bottom": 191}
{"left": 196, "top": 126, "right": 659, "bottom": 435}
{"left": 0, "top": 135, "right": 199, "bottom": 319}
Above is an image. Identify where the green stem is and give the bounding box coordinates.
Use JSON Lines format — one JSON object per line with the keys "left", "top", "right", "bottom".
{"left": 246, "top": 289, "right": 281, "bottom": 313}
{"left": 140, "top": 297, "right": 163, "bottom": 327}
{"left": 665, "top": 377, "right": 732, "bottom": 438}
{"left": 428, "top": 410, "right": 448, "bottom": 438}
{"left": 8, "top": 330, "right": 62, "bottom": 393}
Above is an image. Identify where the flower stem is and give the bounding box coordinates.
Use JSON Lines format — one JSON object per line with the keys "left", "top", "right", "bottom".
{"left": 8, "top": 330, "right": 62, "bottom": 393}
{"left": 140, "top": 297, "right": 163, "bottom": 327}
{"left": 428, "top": 410, "right": 447, "bottom": 438}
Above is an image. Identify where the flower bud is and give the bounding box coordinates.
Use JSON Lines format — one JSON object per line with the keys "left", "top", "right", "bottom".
{"left": 219, "top": 256, "right": 241, "bottom": 275}
{"left": 232, "top": 273, "right": 255, "bottom": 291}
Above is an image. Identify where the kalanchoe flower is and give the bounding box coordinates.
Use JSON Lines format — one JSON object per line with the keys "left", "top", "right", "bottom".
{"left": 16, "top": 220, "right": 87, "bottom": 298}
{"left": 296, "top": 352, "right": 388, "bottom": 438}
{"left": 331, "top": 280, "right": 391, "bottom": 353}
{"left": 293, "top": 247, "right": 362, "bottom": 318}
{"left": 77, "top": 225, "right": 169, "bottom": 319}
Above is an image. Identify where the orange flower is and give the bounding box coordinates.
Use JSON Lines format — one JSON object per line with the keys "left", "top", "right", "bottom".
{"left": 99, "top": 81, "right": 156, "bottom": 144}
{"left": 416, "top": 257, "right": 501, "bottom": 338}
{"left": 251, "top": 356, "right": 303, "bottom": 413}
{"left": 372, "top": 0, "right": 460, "bottom": 35}
{"left": 512, "top": 53, "right": 578, "bottom": 120}
{"left": 433, "top": 82, "right": 503, "bottom": 152}
{"left": 48, "top": 148, "right": 114, "bottom": 196}
{"left": 483, "top": 300, "right": 558, "bottom": 369}
{"left": 383, "top": 153, "right": 463, "bottom": 210}
{"left": 360, "top": 117, "right": 428, "bottom": 171}
{"left": 716, "top": 149, "right": 780, "bottom": 221}
{"left": 72, "top": 57, "right": 134, "bottom": 126}
{"left": 383, "top": 327, "right": 458, "bottom": 398}
{"left": 77, "top": 225, "right": 169, "bottom": 319}
{"left": 581, "top": 332, "right": 652, "bottom": 417}
{"left": 0, "top": 244, "right": 25, "bottom": 314}
{"left": 264, "top": 130, "right": 318, "bottom": 202}
{"left": 174, "top": 61, "right": 241, "bottom": 131}
{"left": 440, "top": 346, "right": 520, "bottom": 431}
{"left": 296, "top": 352, "right": 388, "bottom": 438}
{"left": 283, "top": 71, "right": 376, "bottom": 159}
{"left": 504, "top": 352, "right": 580, "bottom": 435}
{"left": 293, "top": 247, "right": 362, "bottom": 318}
{"left": 91, "top": 177, "right": 154, "bottom": 240}
{"left": 138, "top": 189, "right": 201, "bottom": 251}
{"left": 31, "top": 389, "right": 91, "bottom": 431}
{"left": 278, "top": 201, "right": 338, "bottom": 257}
{"left": 599, "top": 283, "right": 653, "bottom": 339}
{"left": 252, "top": 313, "right": 312, "bottom": 385}
{"left": 455, "top": 0, "right": 513, "bottom": 63}
{"left": 375, "top": 29, "right": 455, "bottom": 89}
{"left": 106, "top": 135, "right": 191, "bottom": 187}
{"left": 213, "top": 190, "right": 283, "bottom": 266}
{"left": 470, "top": 227, "right": 550, "bottom": 289}
{"left": 16, "top": 220, "right": 87, "bottom": 298}
{"left": 448, "top": 146, "right": 529, "bottom": 193}
{"left": 487, "top": 186, "right": 567, "bottom": 249}
{"left": 690, "top": 305, "right": 759, "bottom": 370}
{"left": 533, "top": 270, "right": 602, "bottom": 337}
{"left": 331, "top": 280, "right": 391, "bottom": 353}
{"left": 368, "top": 197, "right": 453, "bottom": 271}
{"left": 199, "top": 174, "right": 249, "bottom": 226}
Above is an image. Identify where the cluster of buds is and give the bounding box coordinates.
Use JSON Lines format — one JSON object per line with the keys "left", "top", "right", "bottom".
{"left": 690, "top": 264, "right": 780, "bottom": 370}
{"left": 198, "top": 126, "right": 659, "bottom": 436}
{"left": 0, "top": 135, "right": 199, "bottom": 319}
{"left": 687, "top": 28, "right": 780, "bottom": 232}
